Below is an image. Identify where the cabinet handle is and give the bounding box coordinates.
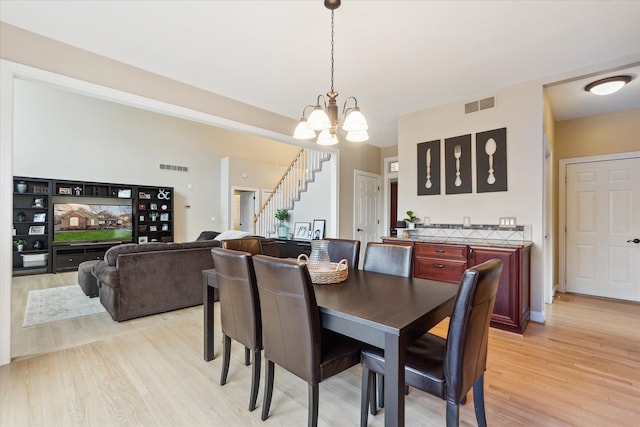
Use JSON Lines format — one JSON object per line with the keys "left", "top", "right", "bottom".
{"left": 434, "top": 264, "right": 445, "bottom": 268}
{"left": 435, "top": 249, "right": 445, "bottom": 253}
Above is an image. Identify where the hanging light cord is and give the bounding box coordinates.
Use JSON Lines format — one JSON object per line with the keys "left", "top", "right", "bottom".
{"left": 330, "top": 9, "right": 335, "bottom": 94}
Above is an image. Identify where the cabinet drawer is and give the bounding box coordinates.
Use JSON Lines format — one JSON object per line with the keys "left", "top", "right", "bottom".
{"left": 415, "top": 257, "right": 467, "bottom": 284}
{"left": 56, "top": 254, "right": 86, "bottom": 269}
{"left": 415, "top": 243, "right": 467, "bottom": 260}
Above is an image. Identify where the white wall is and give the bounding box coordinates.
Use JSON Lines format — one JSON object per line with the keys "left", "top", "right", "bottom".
{"left": 398, "top": 81, "right": 545, "bottom": 321}
{"left": 12, "top": 80, "right": 297, "bottom": 241}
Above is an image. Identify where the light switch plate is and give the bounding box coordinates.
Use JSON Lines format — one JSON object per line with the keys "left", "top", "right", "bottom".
{"left": 499, "top": 217, "right": 517, "bottom": 227}
{"left": 463, "top": 216, "right": 471, "bottom": 227}
{"left": 423, "top": 216, "right": 430, "bottom": 225}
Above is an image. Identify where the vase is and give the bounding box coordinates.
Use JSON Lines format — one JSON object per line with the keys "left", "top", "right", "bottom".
{"left": 17, "top": 211, "right": 26, "bottom": 222}
{"left": 17, "top": 245, "right": 24, "bottom": 252}
{"left": 309, "top": 240, "right": 331, "bottom": 271}
{"left": 277, "top": 221, "right": 289, "bottom": 239}
{"left": 407, "top": 222, "right": 415, "bottom": 229}
{"left": 17, "top": 181, "right": 28, "bottom": 193}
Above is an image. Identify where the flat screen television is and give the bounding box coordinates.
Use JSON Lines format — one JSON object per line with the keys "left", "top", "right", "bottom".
{"left": 53, "top": 200, "right": 133, "bottom": 244}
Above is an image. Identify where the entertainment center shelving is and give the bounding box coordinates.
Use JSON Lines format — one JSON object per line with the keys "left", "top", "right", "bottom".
{"left": 12, "top": 176, "right": 174, "bottom": 276}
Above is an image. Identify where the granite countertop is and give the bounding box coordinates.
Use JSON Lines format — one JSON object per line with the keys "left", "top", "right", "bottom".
{"left": 383, "top": 235, "right": 532, "bottom": 248}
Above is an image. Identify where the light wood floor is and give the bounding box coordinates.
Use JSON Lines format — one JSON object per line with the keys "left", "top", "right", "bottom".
{"left": 2, "top": 273, "right": 639, "bottom": 426}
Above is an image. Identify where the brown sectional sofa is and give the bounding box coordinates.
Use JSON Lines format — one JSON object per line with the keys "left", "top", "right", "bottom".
{"left": 92, "top": 240, "right": 221, "bottom": 321}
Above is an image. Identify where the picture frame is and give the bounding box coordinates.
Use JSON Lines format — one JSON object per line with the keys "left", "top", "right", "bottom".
{"left": 138, "top": 203, "right": 146, "bottom": 210}
{"left": 161, "top": 224, "right": 169, "bottom": 231}
{"left": 417, "top": 139, "right": 441, "bottom": 196}
{"left": 28, "top": 225, "right": 45, "bottom": 235}
{"left": 444, "top": 134, "right": 472, "bottom": 195}
{"left": 160, "top": 213, "right": 169, "bottom": 221}
{"left": 58, "top": 187, "right": 71, "bottom": 195}
{"left": 476, "top": 127, "right": 508, "bottom": 193}
{"left": 117, "top": 188, "right": 132, "bottom": 198}
{"left": 33, "top": 212, "right": 46, "bottom": 223}
{"left": 138, "top": 236, "right": 148, "bottom": 244}
{"left": 312, "top": 219, "right": 326, "bottom": 240}
{"left": 138, "top": 191, "right": 146, "bottom": 199}
{"left": 149, "top": 225, "right": 157, "bottom": 232}
{"left": 150, "top": 203, "right": 158, "bottom": 210}
{"left": 293, "top": 222, "right": 311, "bottom": 240}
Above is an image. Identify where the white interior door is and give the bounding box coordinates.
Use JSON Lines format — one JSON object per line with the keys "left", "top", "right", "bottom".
{"left": 238, "top": 191, "right": 256, "bottom": 233}
{"left": 566, "top": 157, "right": 640, "bottom": 302}
{"left": 354, "top": 171, "right": 380, "bottom": 268}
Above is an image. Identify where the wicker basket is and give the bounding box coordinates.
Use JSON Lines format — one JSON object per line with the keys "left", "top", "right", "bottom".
{"left": 297, "top": 254, "right": 349, "bottom": 285}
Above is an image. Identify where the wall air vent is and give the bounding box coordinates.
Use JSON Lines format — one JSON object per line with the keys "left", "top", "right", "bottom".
{"left": 464, "top": 96, "right": 495, "bottom": 114}
{"left": 159, "top": 163, "right": 189, "bottom": 172}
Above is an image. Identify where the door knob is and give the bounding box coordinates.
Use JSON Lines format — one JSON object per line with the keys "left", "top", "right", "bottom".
{"left": 627, "top": 238, "right": 640, "bottom": 244}
{"left": 357, "top": 228, "right": 364, "bottom": 232}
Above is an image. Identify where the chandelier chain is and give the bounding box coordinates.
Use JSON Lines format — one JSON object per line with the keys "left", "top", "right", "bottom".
{"left": 330, "top": 9, "right": 334, "bottom": 93}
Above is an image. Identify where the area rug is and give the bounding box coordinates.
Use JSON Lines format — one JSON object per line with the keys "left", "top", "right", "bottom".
{"left": 23, "top": 285, "right": 106, "bottom": 327}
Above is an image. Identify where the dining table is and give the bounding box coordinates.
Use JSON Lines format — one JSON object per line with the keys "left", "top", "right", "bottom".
{"left": 202, "top": 267, "right": 459, "bottom": 427}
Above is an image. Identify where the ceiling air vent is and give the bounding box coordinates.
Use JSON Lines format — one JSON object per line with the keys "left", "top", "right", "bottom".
{"left": 160, "top": 163, "right": 189, "bottom": 172}
{"left": 465, "top": 96, "right": 495, "bottom": 114}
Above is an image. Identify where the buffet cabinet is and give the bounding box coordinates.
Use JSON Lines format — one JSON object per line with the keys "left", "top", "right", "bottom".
{"left": 383, "top": 239, "right": 531, "bottom": 333}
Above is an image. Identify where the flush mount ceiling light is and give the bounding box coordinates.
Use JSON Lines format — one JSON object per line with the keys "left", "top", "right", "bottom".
{"left": 293, "top": 0, "right": 368, "bottom": 145}
{"left": 584, "top": 75, "right": 632, "bottom": 96}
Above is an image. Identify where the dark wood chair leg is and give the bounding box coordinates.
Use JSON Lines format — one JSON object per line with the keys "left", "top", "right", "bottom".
{"left": 308, "top": 383, "right": 319, "bottom": 427}
{"left": 369, "top": 372, "right": 377, "bottom": 416}
{"left": 261, "top": 359, "right": 274, "bottom": 421}
{"left": 473, "top": 374, "right": 487, "bottom": 427}
{"left": 360, "top": 366, "right": 371, "bottom": 426}
{"left": 377, "top": 374, "right": 384, "bottom": 408}
{"left": 245, "top": 346, "right": 251, "bottom": 365}
{"left": 220, "top": 334, "right": 231, "bottom": 385}
{"left": 446, "top": 401, "right": 460, "bottom": 427}
{"left": 249, "top": 349, "right": 261, "bottom": 411}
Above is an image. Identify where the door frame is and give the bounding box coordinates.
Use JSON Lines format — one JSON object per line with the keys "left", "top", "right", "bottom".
{"left": 558, "top": 151, "right": 640, "bottom": 293}
{"left": 231, "top": 186, "right": 259, "bottom": 233}
{"left": 383, "top": 156, "right": 399, "bottom": 239}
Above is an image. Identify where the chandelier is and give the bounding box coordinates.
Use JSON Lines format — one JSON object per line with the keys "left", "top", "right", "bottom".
{"left": 293, "top": 0, "right": 369, "bottom": 145}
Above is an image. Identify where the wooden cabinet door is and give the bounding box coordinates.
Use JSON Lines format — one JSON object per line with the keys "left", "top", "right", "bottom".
{"left": 469, "top": 246, "right": 522, "bottom": 332}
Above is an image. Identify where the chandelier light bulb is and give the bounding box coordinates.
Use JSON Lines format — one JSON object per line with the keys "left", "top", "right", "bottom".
{"left": 317, "top": 129, "right": 339, "bottom": 145}
{"left": 342, "top": 108, "right": 368, "bottom": 132}
{"left": 307, "top": 107, "right": 331, "bottom": 131}
{"left": 293, "top": 119, "right": 316, "bottom": 139}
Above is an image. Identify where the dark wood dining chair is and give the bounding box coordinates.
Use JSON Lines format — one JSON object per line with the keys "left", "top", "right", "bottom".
{"left": 362, "top": 241, "right": 414, "bottom": 407}
{"left": 252, "top": 255, "right": 362, "bottom": 427}
{"left": 221, "top": 237, "right": 262, "bottom": 255}
{"left": 210, "top": 247, "right": 262, "bottom": 412}
{"left": 362, "top": 242, "right": 413, "bottom": 277}
{"left": 325, "top": 238, "right": 361, "bottom": 270}
{"left": 360, "top": 259, "right": 503, "bottom": 427}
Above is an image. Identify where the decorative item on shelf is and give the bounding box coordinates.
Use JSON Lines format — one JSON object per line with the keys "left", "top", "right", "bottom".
{"left": 403, "top": 210, "right": 419, "bottom": 229}
{"left": 28, "top": 225, "right": 45, "bottom": 235}
{"left": 150, "top": 203, "right": 158, "bottom": 210}
{"left": 138, "top": 236, "right": 148, "bottom": 244}
{"left": 16, "top": 181, "right": 27, "bottom": 193}
{"left": 14, "top": 239, "right": 26, "bottom": 252}
{"left": 16, "top": 211, "right": 26, "bottom": 222}
{"left": 292, "top": 0, "right": 368, "bottom": 145}
{"left": 33, "top": 212, "right": 46, "bottom": 222}
{"left": 117, "top": 188, "right": 131, "bottom": 198}
{"left": 294, "top": 222, "right": 311, "bottom": 240}
{"left": 312, "top": 219, "right": 326, "bottom": 240}
{"left": 58, "top": 187, "right": 71, "bottom": 195}
{"left": 160, "top": 213, "right": 169, "bottom": 221}
{"left": 275, "top": 209, "right": 289, "bottom": 239}
{"left": 157, "top": 188, "right": 171, "bottom": 200}
{"left": 32, "top": 240, "right": 44, "bottom": 250}
{"left": 73, "top": 186, "right": 83, "bottom": 196}
{"left": 33, "top": 184, "right": 48, "bottom": 194}
{"left": 161, "top": 204, "right": 168, "bottom": 210}
{"left": 138, "top": 203, "right": 146, "bottom": 211}
{"left": 149, "top": 211, "right": 159, "bottom": 221}
{"left": 32, "top": 198, "right": 45, "bottom": 208}
{"left": 162, "top": 224, "right": 169, "bottom": 231}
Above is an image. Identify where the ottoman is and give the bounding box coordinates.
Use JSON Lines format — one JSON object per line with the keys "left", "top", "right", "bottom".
{"left": 78, "top": 260, "right": 100, "bottom": 297}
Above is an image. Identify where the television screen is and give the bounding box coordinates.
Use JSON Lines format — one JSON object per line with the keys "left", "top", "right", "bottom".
{"left": 53, "top": 201, "right": 133, "bottom": 243}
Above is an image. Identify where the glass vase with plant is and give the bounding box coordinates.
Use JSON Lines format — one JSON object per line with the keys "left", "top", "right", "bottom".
{"left": 275, "top": 209, "right": 289, "bottom": 238}
{"left": 14, "top": 239, "right": 26, "bottom": 252}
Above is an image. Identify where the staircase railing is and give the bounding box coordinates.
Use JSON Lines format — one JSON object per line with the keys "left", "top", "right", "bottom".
{"left": 254, "top": 148, "right": 331, "bottom": 236}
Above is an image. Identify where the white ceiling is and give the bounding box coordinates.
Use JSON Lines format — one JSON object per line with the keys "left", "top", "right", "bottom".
{"left": 1, "top": 0, "right": 639, "bottom": 147}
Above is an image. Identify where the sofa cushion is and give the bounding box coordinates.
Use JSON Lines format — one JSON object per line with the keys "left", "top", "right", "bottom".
{"left": 196, "top": 231, "right": 221, "bottom": 241}
{"left": 214, "top": 230, "right": 253, "bottom": 241}
{"left": 104, "top": 242, "right": 168, "bottom": 266}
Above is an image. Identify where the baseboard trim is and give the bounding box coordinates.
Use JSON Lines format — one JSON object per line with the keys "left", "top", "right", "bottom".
{"left": 530, "top": 310, "right": 545, "bottom": 323}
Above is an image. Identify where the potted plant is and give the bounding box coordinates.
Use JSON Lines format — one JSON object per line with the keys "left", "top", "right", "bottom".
{"left": 14, "top": 239, "right": 26, "bottom": 252}
{"left": 403, "top": 210, "right": 419, "bottom": 229}
{"left": 275, "top": 209, "right": 289, "bottom": 238}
